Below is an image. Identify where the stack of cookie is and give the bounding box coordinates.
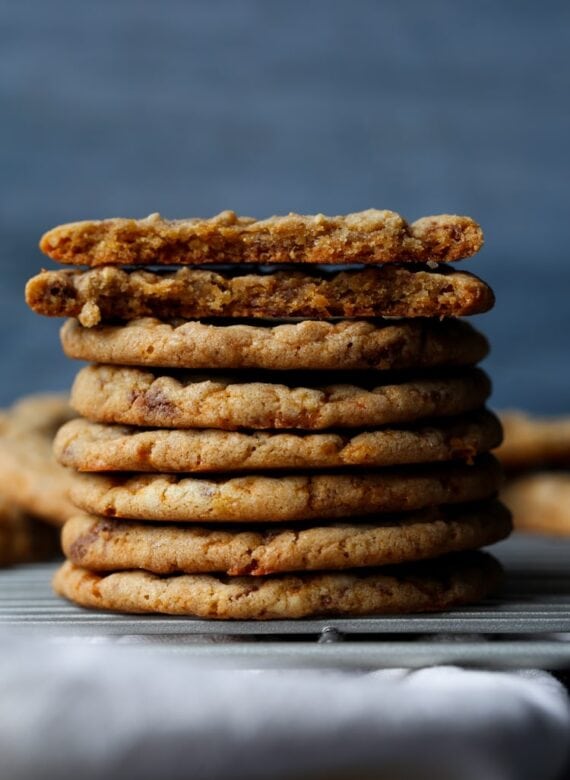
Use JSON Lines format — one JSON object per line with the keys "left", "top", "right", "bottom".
{"left": 26, "top": 209, "right": 511, "bottom": 619}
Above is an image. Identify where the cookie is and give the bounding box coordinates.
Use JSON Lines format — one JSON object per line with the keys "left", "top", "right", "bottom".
{"left": 1, "top": 394, "right": 72, "bottom": 437}
{"left": 502, "top": 473, "right": 570, "bottom": 536}
{"left": 0, "top": 394, "right": 77, "bottom": 526}
{"left": 68, "top": 456, "right": 501, "bottom": 522}
{"left": 52, "top": 551, "right": 502, "bottom": 619}
{"left": 60, "top": 317, "right": 489, "bottom": 371}
{"left": 39, "top": 210, "right": 483, "bottom": 267}
{"left": 497, "top": 411, "right": 570, "bottom": 471}
{"left": 26, "top": 266, "right": 494, "bottom": 326}
{"left": 54, "top": 410, "right": 502, "bottom": 473}
{"left": 0, "top": 495, "right": 60, "bottom": 567}
{"left": 62, "top": 501, "right": 511, "bottom": 576}
{"left": 70, "top": 366, "right": 491, "bottom": 430}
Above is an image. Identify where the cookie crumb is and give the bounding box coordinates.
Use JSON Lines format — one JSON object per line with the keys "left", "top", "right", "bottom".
{"left": 78, "top": 301, "right": 101, "bottom": 328}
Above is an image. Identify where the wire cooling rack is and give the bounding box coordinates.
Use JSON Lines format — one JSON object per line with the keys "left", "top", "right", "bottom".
{"left": 2, "top": 534, "right": 570, "bottom": 669}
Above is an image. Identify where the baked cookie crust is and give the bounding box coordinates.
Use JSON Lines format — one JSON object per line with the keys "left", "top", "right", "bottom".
{"left": 60, "top": 317, "right": 489, "bottom": 371}
{"left": 70, "top": 366, "right": 492, "bottom": 430}
{"left": 62, "top": 502, "right": 511, "bottom": 575}
{"left": 53, "top": 551, "right": 502, "bottom": 619}
{"left": 54, "top": 410, "right": 502, "bottom": 473}
{"left": 68, "top": 456, "right": 502, "bottom": 523}
{"left": 26, "top": 266, "right": 494, "bottom": 326}
{"left": 40, "top": 210, "right": 483, "bottom": 267}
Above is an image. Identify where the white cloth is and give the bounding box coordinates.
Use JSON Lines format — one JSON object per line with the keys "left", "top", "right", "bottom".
{"left": 0, "top": 637, "right": 568, "bottom": 780}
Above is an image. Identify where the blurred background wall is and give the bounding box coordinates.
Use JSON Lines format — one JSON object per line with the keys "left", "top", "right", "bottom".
{"left": 1, "top": 0, "right": 568, "bottom": 410}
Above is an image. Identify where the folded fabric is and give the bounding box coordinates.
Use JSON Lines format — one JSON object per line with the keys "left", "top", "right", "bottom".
{"left": 0, "top": 635, "right": 568, "bottom": 780}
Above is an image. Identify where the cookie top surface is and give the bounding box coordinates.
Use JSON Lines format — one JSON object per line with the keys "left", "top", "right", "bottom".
{"left": 497, "top": 411, "right": 570, "bottom": 471}
{"left": 68, "top": 455, "right": 502, "bottom": 522}
{"left": 26, "top": 266, "right": 494, "bottom": 325}
{"left": 54, "top": 410, "right": 502, "bottom": 473}
{"left": 60, "top": 317, "right": 489, "bottom": 372}
{"left": 39, "top": 210, "right": 483, "bottom": 266}
{"left": 70, "top": 365, "right": 492, "bottom": 430}
{"left": 62, "top": 501, "right": 511, "bottom": 576}
{"left": 53, "top": 551, "right": 502, "bottom": 619}
{"left": 0, "top": 394, "right": 77, "bottom": 526}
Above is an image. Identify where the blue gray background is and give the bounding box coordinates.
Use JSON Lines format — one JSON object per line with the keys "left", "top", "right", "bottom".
{"left": 1, "top": 0, "right": 569, "bottom": 411}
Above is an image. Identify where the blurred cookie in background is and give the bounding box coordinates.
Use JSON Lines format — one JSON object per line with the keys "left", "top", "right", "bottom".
{"left": 497, "top": 412, "right": 570, "bottom": 536}
{"left": 497, "top": 411, "right": 570, "bottom": 472}
{"left": 501, "top": 473, "right": 570, "bottom": 536}
{"left": 0, "top": 494, "right": 59, "bottom": 567}
{"left": 0, "top": 394, "right": 76, "bottom": 528}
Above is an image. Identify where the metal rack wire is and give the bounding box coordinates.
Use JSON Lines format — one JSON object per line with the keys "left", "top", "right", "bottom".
{"left": 2, "top": 534, "right": 570, "bottom": 668}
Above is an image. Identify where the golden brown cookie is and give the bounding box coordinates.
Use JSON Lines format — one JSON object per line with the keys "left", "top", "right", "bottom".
{"left": 59, "top": 317, "right": 489, "bottom": 371}
{"left": 0, "top": 495, "right": 60, "bottom": 566}
{"left": 68, "top": 456, "right": 502, "bottom": 523}
{"left": 53, "top": 551, "right": 502, "bottom": 619}
{"left": 62, "top": 501, "right": 511, "bottom": 576}
{"left": 497, "top": 411, "right": 570, "bottom": 471}
{"left": 39, "top": 210, "right": 483, "bottom": 267}
{"left": 0, "top": 394, "right": 77, "bottom": 526}
{"left": 501, "top": 473, "right": 570, "bottom": 536}
{"left": 54, "top": 411, "right": 502, "bottom": 473}
{"left": 26, "top": 266, "right": 494, "bottom": 326}
{"left": 70, "top": 366, "right": 491, "bottom": 431}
